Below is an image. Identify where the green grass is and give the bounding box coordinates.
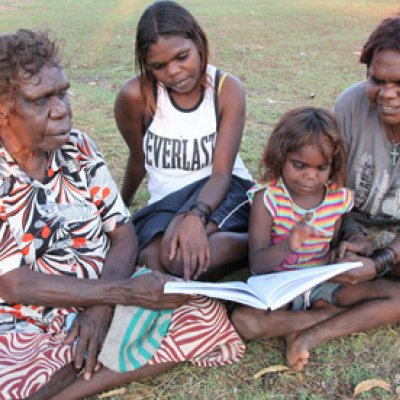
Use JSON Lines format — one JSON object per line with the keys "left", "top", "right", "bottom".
{"left": 2, "top": 0, "right": 400, "bottom": 398}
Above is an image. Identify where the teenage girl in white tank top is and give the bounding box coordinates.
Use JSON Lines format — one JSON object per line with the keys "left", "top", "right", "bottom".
{"left": 115, "top": 1, "right": 252, "bottom": 280}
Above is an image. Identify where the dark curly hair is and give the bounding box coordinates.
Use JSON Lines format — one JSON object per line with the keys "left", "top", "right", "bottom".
{"left": 0, "top": 29, "right": 61, "bottom": 101}
{"left": 135, "top": 1, "right": 208, "bottom": 115}
{"left": 261, "top": 106, "right": 347, "bottom": 186}
{"left": 360, "top": 15, "right": 400, "bottom": 68}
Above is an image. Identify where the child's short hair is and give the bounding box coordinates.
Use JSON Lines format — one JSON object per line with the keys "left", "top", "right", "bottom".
{"left": 261, "top": 106, "right": 347, "bottom": 186}
{"left": 135, "top": 1, "right": 208, "bottom": 114}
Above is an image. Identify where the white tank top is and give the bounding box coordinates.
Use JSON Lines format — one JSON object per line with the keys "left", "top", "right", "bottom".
{"left": 143, "top": 65, "right": 252, "bottom": 204}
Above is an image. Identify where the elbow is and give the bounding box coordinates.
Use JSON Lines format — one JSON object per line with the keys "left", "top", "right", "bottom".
{"left": 0, "top": 272, "right": 24, "bottom": 304}
{"left": 250, "top": 267, "right": 261, "bottom": 275}
{"left": 249, "top": 257, "right": 266, "bottom": 275}
{"left": 249, "top": 262, "right": 259, "bottom": 275}
{"left": 249, "top": 251, "right": 275, "bottom": 275}
{"left": 0, "top": 268, "right": 36, "bottom": 304}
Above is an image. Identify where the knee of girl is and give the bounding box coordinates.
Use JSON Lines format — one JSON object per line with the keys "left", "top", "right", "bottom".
{"left": 383, "top": 281, "right": 400, "bottom": 301}
{"left": 231, "top": 308, "right": 260, "bottom": 340}
{"left": 160, "top": 252, "right": 184, "bottom": 277}
{"left": 137, "top": 249, "right": 155, "bottom": 269}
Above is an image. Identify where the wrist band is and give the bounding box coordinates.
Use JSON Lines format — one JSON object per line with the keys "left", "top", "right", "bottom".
{"left": 184, "top": 209, "right": 207, "bottom": 227}
{"left": 371, "top": 247, "right": 397, "bottom": 278}
{"left": 189, "top": 201, "right": 212, "bottom": 226}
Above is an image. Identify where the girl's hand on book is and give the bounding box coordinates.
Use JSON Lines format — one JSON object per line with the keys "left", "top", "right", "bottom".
{"left": 166, "top": 213, "right": 210, "bottom": 281}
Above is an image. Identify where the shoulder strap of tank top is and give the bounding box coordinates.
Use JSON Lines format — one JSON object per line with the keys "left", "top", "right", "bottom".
{"left": 213, "top": 69, "right": 228, "bottom": 130}
{"left": 143, "top": 80, "right": 159, "bottom": 133}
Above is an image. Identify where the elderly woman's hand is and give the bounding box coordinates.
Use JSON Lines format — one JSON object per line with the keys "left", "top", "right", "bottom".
{"left": 336, "top": 237, "right": 374, "bottom": 259}
{"left": 64, "top": 305, "right": 113, "bottom": 381}
{"left": 62, "top": 270, "right": 190, "bottom": 381}
{"left": 126, "top": 270, "right": 193, "bottom": 309}
{"left": 332, "top": 254, "right": 376, "bottom": 285}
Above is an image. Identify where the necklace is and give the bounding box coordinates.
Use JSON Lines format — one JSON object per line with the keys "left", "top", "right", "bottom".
{"left": 386, "top": 126, "right": 400, "bottom": 167}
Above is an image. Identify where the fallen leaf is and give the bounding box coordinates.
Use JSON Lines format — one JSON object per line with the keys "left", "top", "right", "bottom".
{"left": 97, "top": 387, "right": 127, "bottom": 398}
{"left": 354, "top": 379, "right": 391, "bottom": 396}
{"left": 253, "top": 365, "right": 290, "bottom": 379}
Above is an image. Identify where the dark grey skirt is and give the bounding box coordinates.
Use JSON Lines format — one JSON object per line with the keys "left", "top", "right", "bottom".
{"left": 133, "top": 175, "right": 253, "bottom": 250}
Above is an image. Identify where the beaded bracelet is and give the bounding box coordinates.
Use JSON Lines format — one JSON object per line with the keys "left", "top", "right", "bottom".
{"left": 371, "top": 247, "right": 397, "bottom": 278}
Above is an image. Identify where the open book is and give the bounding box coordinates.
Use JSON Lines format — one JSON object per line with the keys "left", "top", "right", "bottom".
{"left": 164, "top": 261, "right": 362, "bottom": 310}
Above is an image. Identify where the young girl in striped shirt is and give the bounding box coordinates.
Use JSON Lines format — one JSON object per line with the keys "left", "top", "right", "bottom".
{"left": 232, "top": 106, "right": 400, "bottom": 371}
{"left": 248, "top": 106, "right": 352, "bottom": 274}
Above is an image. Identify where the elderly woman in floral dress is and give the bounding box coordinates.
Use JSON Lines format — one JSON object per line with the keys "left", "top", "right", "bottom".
{"left": 0, "top": 29, "right": 244, "bottom": 400}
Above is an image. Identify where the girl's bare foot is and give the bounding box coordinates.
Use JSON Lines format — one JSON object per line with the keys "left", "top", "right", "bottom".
{"left": 286, "top": 333, "right": 310, "bottom": 371}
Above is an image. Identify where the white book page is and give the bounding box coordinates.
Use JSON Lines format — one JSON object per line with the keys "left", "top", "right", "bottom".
{"left": 164, "top": 280, "right": 268, "bottom": 309}
{"left": 247, "top": 261, "right": 362, "bottom": 310}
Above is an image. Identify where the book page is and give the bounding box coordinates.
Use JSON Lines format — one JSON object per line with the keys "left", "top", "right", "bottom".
{"left": 164, "top": 280, "right": 269, "bottom": 309}
{"left": 247, "top": 261, "right": 362, "bottom": 310}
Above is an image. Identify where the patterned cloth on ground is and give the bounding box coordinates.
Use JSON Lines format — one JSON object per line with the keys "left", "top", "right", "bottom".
{"left": 100, "top": 295, "right": 245, "bottom": 372}
{"left": 98, "top": 267, "right": 173, "bottom": 372}
{"left": 0, "top": 315, "right": 74, "bottom": 399}
{"left": 98, "top": 304, "right": 172, "bottom": 372}
{"left": 0, "top": 297, "right": 245, "bottom": 398}
{"left": 149, "top": 296, "right": 245, "bottom": 368}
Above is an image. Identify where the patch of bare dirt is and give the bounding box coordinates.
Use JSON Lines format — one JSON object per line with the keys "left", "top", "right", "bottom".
{"left": 0, "top": 5, "right": 17, "bottom": 11}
